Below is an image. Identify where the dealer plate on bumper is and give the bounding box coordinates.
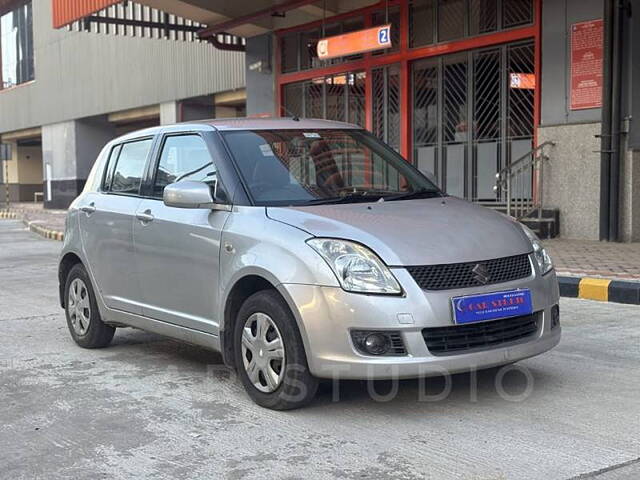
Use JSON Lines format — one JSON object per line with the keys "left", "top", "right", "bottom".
{"left": 452, "top": 289, "right": 533, "bottom": 325}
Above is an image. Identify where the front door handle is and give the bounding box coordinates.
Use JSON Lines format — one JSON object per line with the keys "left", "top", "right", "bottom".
{"left": 136, "top": 210, "right": 154, "bottom": 224}
{"left": 80, "top": 203, "right": 96, "bottom": 215}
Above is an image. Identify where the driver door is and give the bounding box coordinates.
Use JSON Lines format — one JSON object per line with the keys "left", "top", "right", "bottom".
{"left": 133, "top": 133, "right": 230, "bottom": 334}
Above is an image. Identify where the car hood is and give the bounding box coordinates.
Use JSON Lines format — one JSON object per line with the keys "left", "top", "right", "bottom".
{"left": 267, "top": 197, "right": 532, "bottom": 266}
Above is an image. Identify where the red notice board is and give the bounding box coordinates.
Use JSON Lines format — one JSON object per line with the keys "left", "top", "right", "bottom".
{"left": 570, "top": 19, "right": 604, "bottom": 110}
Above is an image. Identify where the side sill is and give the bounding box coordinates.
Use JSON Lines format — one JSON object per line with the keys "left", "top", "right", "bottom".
{"left": 104, "top": 307, "right": 221, "bottom": 352}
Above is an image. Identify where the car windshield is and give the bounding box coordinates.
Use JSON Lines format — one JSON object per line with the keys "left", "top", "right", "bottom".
{"left": 221, "top": 129, "right": 441, "bottom": 206}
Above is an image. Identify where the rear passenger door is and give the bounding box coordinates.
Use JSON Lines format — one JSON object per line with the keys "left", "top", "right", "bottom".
{"left": 133, "top": 133, "right": 230, "bottom": 334}
{"left": 79, "top": 137, "right": 154, "bottom": 314}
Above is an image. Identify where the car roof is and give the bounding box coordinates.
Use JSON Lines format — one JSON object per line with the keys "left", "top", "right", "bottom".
{"left": 200, "top": 117, "right": 361, "bottom": 131}
{"left": 109, "top": 117, "right": 362, "bottom": 146}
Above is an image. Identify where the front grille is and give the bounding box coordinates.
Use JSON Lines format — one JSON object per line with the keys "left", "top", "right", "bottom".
{"left": 406, "top": 254, "right": 531, "bottom": 291}
{"left": 422, "top": 313, "right": 540, "bottom": 356}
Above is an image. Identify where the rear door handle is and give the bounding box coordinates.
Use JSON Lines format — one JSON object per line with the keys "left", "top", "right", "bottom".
{"left": 136, "top": 210, "right": 154, "bottom": 223}
{"left": 80, "top": 203, "right": 96, "bottom": 215}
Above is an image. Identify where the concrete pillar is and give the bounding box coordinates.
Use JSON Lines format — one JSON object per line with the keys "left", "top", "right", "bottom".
{"left": 41, "top": 117, "right": 116, "bottom": 209}
{"left": 245, "top": 33, "right": 276, "bottom": 117}
{"left": 539, "top": 122, "right": 601, "bottom": 240}
{"left": 160, "top": 101, "right": 180, "bottom": 125}
{"left": 620, "top": 149, "right": 640, "bottom": 242}
{"left": 42, "top": 121, "right": 77, "bottom": 208}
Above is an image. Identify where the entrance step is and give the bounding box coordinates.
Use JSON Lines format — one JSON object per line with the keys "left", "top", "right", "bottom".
{"left": 521, "top": 209, "right": 560, "bottom": 240}
{"left": 474, "top": 202, "right": 560, "bottom": 239}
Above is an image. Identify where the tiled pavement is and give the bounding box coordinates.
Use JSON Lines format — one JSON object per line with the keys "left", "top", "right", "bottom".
{"left": 2, "top": 202, "right": 640, "bottom": 282}
{"left": 545, "top": 239, "right": 640, "bottom": 281}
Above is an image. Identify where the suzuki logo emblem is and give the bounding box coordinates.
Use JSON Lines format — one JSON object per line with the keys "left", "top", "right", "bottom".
{"left": 472, "top": 263, "right": 491, "bottom": 285}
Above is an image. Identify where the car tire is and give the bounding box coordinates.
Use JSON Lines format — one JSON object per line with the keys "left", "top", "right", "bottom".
{"left": 64, "top": 263, "right": 115, "bottom": 349}
{"left": 234, "top": 290, "right": 319, "bottom": 410}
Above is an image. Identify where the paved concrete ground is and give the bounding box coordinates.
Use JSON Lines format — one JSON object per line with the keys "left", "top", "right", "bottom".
{"left": 0, "top": 219, "right": 639, "bottom": 480}
{"left": 0, "top": 202, "right": 66, "bottom": 232}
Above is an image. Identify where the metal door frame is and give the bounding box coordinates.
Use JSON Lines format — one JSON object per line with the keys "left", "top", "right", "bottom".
{"left": 409, "top": 39, "right": 535, "bottom": 200}
{"left": 275, "top": 0, "right": 542, "bottom": 169}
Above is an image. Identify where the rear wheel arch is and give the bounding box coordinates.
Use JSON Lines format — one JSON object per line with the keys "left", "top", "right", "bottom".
{"left": 64, "top": 262, "right": 115, "bottom": 349}
{"left": 59, "top": 252, "right": 83, "bottom": 308}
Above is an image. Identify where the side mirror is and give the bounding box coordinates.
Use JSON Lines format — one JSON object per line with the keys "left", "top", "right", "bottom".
{"left": 163, "top": 181, "right": 230, "bottom": 211}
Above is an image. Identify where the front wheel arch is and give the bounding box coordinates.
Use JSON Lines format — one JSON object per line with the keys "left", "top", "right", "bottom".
{"left": 222, "top": 275, "right": 277, "bottom": 369}
{"left": 233, "top": 289, "right": 318, "bottom": 409}
{"left": 221, "top": 274, "right": 311, "bottom": 371}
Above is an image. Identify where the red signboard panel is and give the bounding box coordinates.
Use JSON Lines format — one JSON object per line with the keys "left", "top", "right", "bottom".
{"left": 317, "top": 25, "right": 392, "bottom": 60}
{"left": 510, "top": 73, "right": 536, "bottom": 90}
{"left": 570, "top": 19, "right": 604, "bottom": 110}
{"left": 52, "top": 0, "right": 119, "bottom": 29}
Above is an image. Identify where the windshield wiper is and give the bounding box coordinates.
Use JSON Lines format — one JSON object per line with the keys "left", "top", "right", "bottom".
{"left": 302, "top": 193, "right": 378, "bottom": 206}
{"left": 380, "top": 189, "right": 443, "bottom": 202}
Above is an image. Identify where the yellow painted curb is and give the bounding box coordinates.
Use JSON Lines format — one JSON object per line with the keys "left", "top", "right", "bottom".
{"left": 0, "top": 210, "right": 18, "bottom": 219}
{"left": 579, "top": 277, "right": 611, "bottom": 302}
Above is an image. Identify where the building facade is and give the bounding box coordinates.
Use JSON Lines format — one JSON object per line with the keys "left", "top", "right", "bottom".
{"left": 0, "top": 0, "right": 637, "bottom": 241}
{"left": 0, "top": 0, "right": 246, "bottom": 208}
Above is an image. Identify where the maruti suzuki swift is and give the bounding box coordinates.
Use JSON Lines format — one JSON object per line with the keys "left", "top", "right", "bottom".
{"left": 58, "top": 118, "right": 560, "bottom": 410}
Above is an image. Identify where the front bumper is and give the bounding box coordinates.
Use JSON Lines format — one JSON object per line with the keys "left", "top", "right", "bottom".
{"left": 278, "top": 262, "right": 560, "bottom": 380}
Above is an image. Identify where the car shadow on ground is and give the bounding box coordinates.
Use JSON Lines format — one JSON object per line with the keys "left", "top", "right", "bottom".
{"left": 106, "top": 327, "right": 561, "bottom": 411}
{"left": 311, "top": 365, "right": 559, "bottom": 409}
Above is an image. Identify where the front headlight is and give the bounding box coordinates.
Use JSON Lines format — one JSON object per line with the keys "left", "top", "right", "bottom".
{"left": 521, "top": 225, "right": 553, "bottom": 275}
{"left": 307, "top": 238, "right": 402, "bottom": 294}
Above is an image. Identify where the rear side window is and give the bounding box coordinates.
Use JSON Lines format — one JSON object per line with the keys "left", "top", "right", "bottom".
{"left": 102, "top": 144, "right": 122, "bottom": 191}
{"left": 152, "top": 134, "right": 217, "bottom": 198}
{"left": 107, "top": 139, "right": 153, "bottom": 195}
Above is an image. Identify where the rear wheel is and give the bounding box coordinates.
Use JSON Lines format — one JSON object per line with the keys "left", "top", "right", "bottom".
{"left": 234, "top": 290, "right": 318, "bottom": 410}
{"left": 64, "top": 264, "right": 115, "bottom": 348}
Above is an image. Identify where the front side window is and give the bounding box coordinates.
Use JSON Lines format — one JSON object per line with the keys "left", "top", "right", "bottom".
{"left": 1, "top": 1, "right": 34, "bottom": 89}
{"left": 152, "top": 134, "right": 217, "bottom": 198}
{"left": 109, "top": 139, "right": 153, "bottom": 194}
{"left": 221, "top": 129, "right": 441, "bottom": 206}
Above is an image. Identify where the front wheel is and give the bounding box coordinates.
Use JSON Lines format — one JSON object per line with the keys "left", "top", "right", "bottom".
{"left": 233, "top": 290, "right": 318, "bottom": 410}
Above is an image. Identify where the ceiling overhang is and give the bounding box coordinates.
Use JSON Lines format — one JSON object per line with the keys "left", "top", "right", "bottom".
{"left": 51, "top": 0, "right": 380, "bottom": 38}
{"left": 0, "top": 0, "right": 27, "bottom": 16}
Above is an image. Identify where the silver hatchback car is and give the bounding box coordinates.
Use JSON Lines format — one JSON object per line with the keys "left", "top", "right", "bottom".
{"left": 59, "top": 118, "right": 560, "bottom": 409}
